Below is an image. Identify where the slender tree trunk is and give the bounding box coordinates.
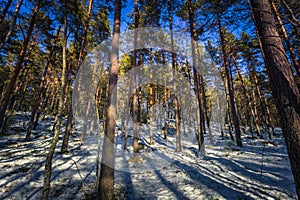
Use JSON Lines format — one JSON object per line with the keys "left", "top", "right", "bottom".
{"left": 168, "top": 0, "right": 181, "bottom": 152}
{"left": 215, "top": 81, "right": 224, "bottom": 139}
{"left": 98, "top": 0, "right": 121, "bottom": 199}
{"left": 155, "top": 86, "right": 161, "bottom": 129}
{"left": 132, "top": 0, "right": 139, "bottom": 154}
{"left": 0, "top": 0, "right": 13, "bottom": 25}
{"left": 0, "top": 0, "right": 41, "bottom": 133}
{"left": 61, "top": 101, "right": 72, "bottom": 152}
{"left": 0, "top": 82, "right": 5, "bottom": 100}
{"left": 94, "top": 81, "right": 104, "bottom": 192}
{"left": 250, "top": 0, "right": 300, "bottom": 197}
{"left": 249, "top": 10, "right": 276, "bottom": 136}
{"left": 162, "top": 52, "right": 168, "bottom": 139}
{"left": 8, "top": 66, "right": 28, "bottom": 111}
{"left": 26, "top": 26, "right": 61, "bottom": 141}
{"left": 0, "top": 0, "right": 23, "bottom": 50}
{"left": 201, "top": 76, "right": 213, "bottom": 144}
{"left": 279, "top": 0, "right": 300, "bottom": 38}
{"left": 259, "top": 87, "right": 275, "bottom": 135}
{"left": 217, "top": 13, "right": 242, "bottom": 147}
{"left": 12, "top": 32, "right": 37, "bottom": 112}
{"left": 124, "top": 75, "right": 132, "bottom": 149}
{"left": 149, "top": 49, "right": 154, "bottom": 145}
{"left": 188, "top": 0, "right": 205, "bottom": 155}
{"left": 179, "top": 90, "right": 186, "bottom": 135}
{"left": 271, "top": 0, "right": 300, "bottom": 78}
{"left": 197, "top": 73, "right": 206, "bottom": 142}
{"left": 197, "top": 48, "right": 213, "bottom": 145}
{"left": 61, "top": 0, "right": 93, "bottom": 153}
{"left": 231, "top": 54, "right": 262, "bottom": 138}
{"left": 223, "top": 75, "right": 234, "bottom": 141}
{"left": 49, "top": 86, "right": 58, "bottom": 114}
{"left": 148, "top": 21, "right": 154, "bottom": 145}
{"left": 14, "top": 74, "right": 29, "bottom": 111}
{"left": 61, "top": 70, "right": 73, "bottom": 147}
{"left": 246, "top": 107, "right": 254, "bottom": 139}
{"left": 42, "top": 8, "right": 68, "bottom": 199}
{"left": 248, "top": 61, "right": 273, "bottom": 138}
{"left": 95, "top": 79, "right": 105, "bottom": 191}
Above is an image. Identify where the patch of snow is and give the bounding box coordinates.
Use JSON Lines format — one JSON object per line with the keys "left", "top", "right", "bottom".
{"left": 0, "top": 114, "right": 297, "bottom": 199}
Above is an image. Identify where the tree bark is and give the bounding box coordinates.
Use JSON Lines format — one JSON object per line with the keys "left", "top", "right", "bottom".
{"left": 168, "top": 0, "right": 181, "bottom": 152}
{"left": 132, "top": 0, "right": 139, "bottom": 154}
{"left": 197, "top": 48, "right": 213, "bottom": 145}
{"left": 188, "top": 0, "right": 205, "bottom": 155}
{"left": 42, "top": 6, "right": 68, "bottom": 198}
{"left": 149, "top": 50, "right": 154, "bottom": 145}
{"left": 223, "top": 75, "right": 234, "bottom": 141}
{"left": 250, "top": 0, "right": 300, "bottom": 197}
{"left": 271, "top": 0, "right": 300, "bottom": 78}
{"left": 162, "top": 52, "right": 168, "bottom": 140}
{"left": 249, "top": 9, "right": 276, "bottom": 136}
{"left": 98, "top": 0, "right": 121, "bottom": 199}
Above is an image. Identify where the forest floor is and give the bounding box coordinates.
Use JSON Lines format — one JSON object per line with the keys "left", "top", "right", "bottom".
{"left": 0, "top": 112, "right": 297, "bottom": 199}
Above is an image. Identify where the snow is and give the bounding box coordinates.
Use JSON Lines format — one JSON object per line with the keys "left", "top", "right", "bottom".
{"left": 0, "top": 112, "right": 297, "bottom": 199}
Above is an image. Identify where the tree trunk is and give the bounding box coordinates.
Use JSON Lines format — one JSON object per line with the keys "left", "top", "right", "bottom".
{"left": 12, "top": 33, "right": 37, "bottom": 112}
{"left": 132, "top": 0, "right": 139, "bottom": 154}
{"left": 248, "top": 61, "right": 273, "bottom": 138}
{"left": 197, "top": 48, "right": 213, "bottom": 145}
{"left": 250, "top": 0, "right": 300, "bottom": 197}
{"left": 197, "top": 73, "right": 206, "bottom": 143}
{"left": 271, "top": 0, "right": 300, "bottom": 79}
{"left": 98, "top": 0, "right": 121, "bottom": 199}
{"left": 279, "top": 0, "right": 300, "bottom": 38}
{"left": 0, "top": 0, "right": 13, "bottom": 25}
{"left": 188, "top": 0, "right": 205, "bottom": 155}
{"left": 179, "top": 90, "right": 186, "bottom": 135}
{"left": 224, "top": 76, "right": 234, "bottom": 141}
{"left": 61, "top": 0, "right": 93, "bottom": 153}
{"left": 42, "top": 8, "right": 68, "bottom": 199}
{"left": 215, "top": 80, "right": 224, "bottom": 139}
{"left": 168, "top": 0, "right": 181, "bottom": 152}
{"left": 162, "top": 52, "right": 168, "bottom": 139}
{"left": 0, "top": 0, "right": 41, "bottom": 133}
{"left": 201, "top": 76, "right": 213, "bottom": 144}
{"left": 217, "top": 13, "right": 242, "bottom": 147}
{"left": 7, "top": 66, "right": 28, "bottom": 111}
{"left": 149, "top": 49, "right": 154, "bottom": 145}
{"left": 0, "top": 0, "right": 24, "bottom": 50}
{"left": 26, "top": 26, "right": 61, "bottom": 141}
{"left": 249, "top": 10, "right": 276, "bottom": 136}
{"left": 124, "top": 76, "right": 132, "bottom": 149}
{"left": 231, "top": 54, "right": 262, "bottom": 138}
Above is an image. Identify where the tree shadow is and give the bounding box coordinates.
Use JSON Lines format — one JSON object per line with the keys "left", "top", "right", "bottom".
{"left": 172, "top": 160, "right": 255, "bottom": 199}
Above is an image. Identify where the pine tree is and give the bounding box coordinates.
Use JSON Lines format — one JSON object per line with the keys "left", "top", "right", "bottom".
{"left": 43, "top": 1, "right": 68, "bottom": 197}
{"left": 98, "top": 0, "right": 121, "bottom": 199}
{"left": 250, "top": 0, "right": 300, "bottom": 197}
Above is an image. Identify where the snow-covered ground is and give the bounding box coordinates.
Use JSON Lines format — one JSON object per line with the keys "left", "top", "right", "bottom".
{"left": 0, "top": 112, "right": 297, "bottom": 199}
